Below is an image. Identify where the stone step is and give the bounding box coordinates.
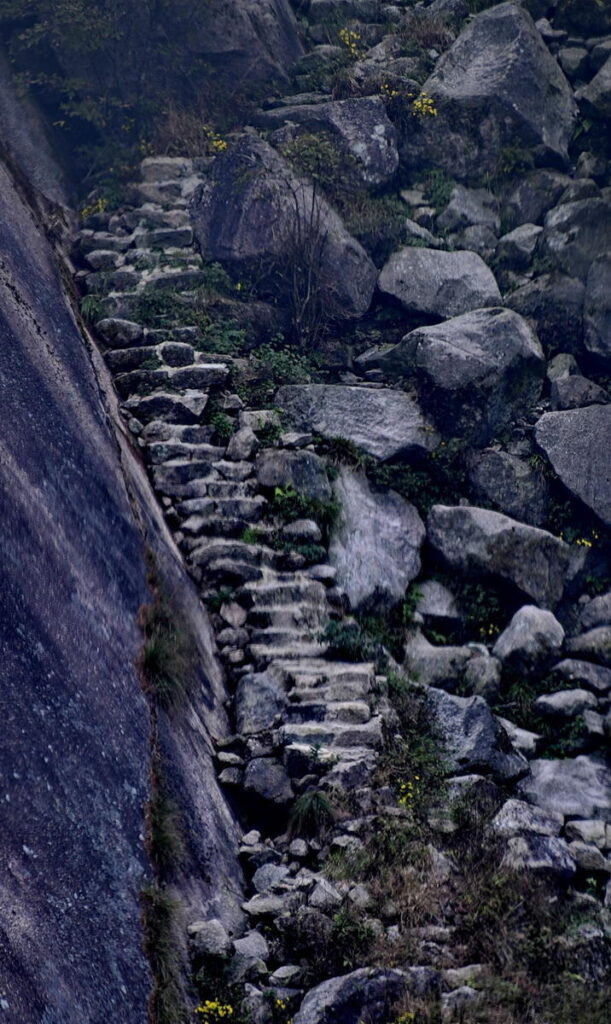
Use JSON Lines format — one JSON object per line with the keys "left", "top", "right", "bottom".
{"left": 105, "top": 345, "right": 159, "bottom": 373}
{"left": 141, "top": 421, "right": 212, "bottom": 444}
{"left": 285, "top": 700, "right": 372, "bottom": 725}
{"left": 213, "top": 460, "right": 255, "bottom": 482}
{"left": 182, "top": 515, "right": 262, "bottom": 540}
{"left": 147, "top": 441, "right": 225, "bottom": 465}
{"left": 185, "top": 480, "right": 257, "bottom": 500}
{"left": 197, "top": 558, "right": 266, "bottom": 585}
{"left": 239, "top": 578, "right": 327, "bottom": 608}
{"left": 152, "top": 460, "right": 220, "bottom": 490}
{"left": 289, "top": 679, "right": 371, "bottom": 702}
{"left": 274, "top": 660, "right": 375, "bottom": 686}
{"left": 246, "top": 603, "right": 328, "bottom": 630}
{"left": 116, "top": 362, "right": 228, "bottom": 398}
{"left": 248, "top": 627, "right": 315, "bottom": 647}
{"left": 249, "top": 641, "right": 329, "bottom": 665}
{"left": 189, "top": 539, "right": 274, "bottom": 569}
{"left": 284, "top": 742, "right": 378, "bottom": 775}
{"left": 179, "top": 496, "right": 267, "bottom": 523}
{"left": 281, "top": 718, "right": 383, "bottom": 750}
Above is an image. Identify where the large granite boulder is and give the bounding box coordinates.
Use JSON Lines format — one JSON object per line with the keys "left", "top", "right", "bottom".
{"left": 378, "top": 248, "right": 500, "bottom": 320}
{"left": 427, "top": 505, "right": 577, "bottom": 608}
{"left": 518, "top": 756, "right": 611, "bottom": 821}
{"left": 376, "top": 308, "right": 544, "bottom": 445}
{"left": 426, "top": 688, "right": 528, "bottom": 781}
{"left": 294, "top": 967, "right": 415, "bottom": 1024}
{"left": 467, "top": 449, "right": 549, "bottom": 527}
{"left": 235, "top": 671, "right": 287, "bottom": 735}
{"left": 584, "top": 254, "right": 611, "bottom": 361}
{"left": 329, "top": 468, "right": 425, "bottom": 611}
{"left": 258, "top": 97, "right": 398, "bottom": 187}
{"left": 535, "top": 406, "right": 611, "bottom": 527}
{"left": 538, "top": 199, "right": 611, "bottom": 281}
{"left": 275, "top": 384, "right": 439, "bottom": 461}
{"left": 493, "top": 606, "right": 565, "bottom": 670}
{"left": 401, "top": 2, "right": 576, "bottom": 179}
{"left": 189, "top": 134, "right": 377, "bottom": 318}
{"left": 503, "top": 170, "right": 571, "bottom": 230}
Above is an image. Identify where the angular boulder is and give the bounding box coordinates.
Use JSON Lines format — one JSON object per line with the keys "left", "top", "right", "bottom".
{"left": 235, "top": 671, "right": 287, "bottom": 735}
{"left": 258, "top": 97, "right": 399, "bottom": 187}
{"left": 189, "top": 134, "right": 377, "bottom": 318}
{"left": 427, "top": 505, "right": 576, "bottom": 609}
{"left": 467, "top": 449, "right": 548, "bottom": 527}
{"left": 506, "top": 273, "right": 584, "bottom": 355}
{"left": 535, "top": 406, "right": 611, "bottom": 527}
{"left": 426, "top": 688, "right": 528, "bottom": 781}
{"left": 293, "top": 968, "right": 408, "bottom": 1024}
{"left": 539, "top": 199, "right": 611, "bottom": 281}
{"left": 577, "top": 56, "right": 611, "bottom": 119}
{"left": 329, "top": 468, "right": 425, "bottom": 611}
{"left": 493, "top": 606, "right": 564, "bottom": 670}
{"left": 378, "top": 308, "right": 544, "bottom": 445}
{"left": 502, "top": 834, "right": 576, "bottom": 880}
{"left": 378, "top": 248, "right": 500, "bottom": 320}
{"left": 190, "top": 0, "right": 303, "bottom": 84}
{"left": 518, "top": 756, "right": 611, "bottom": 821}
{"left": 584, "top": 254, "right": 611, "bottom": 361}
{"left": 275, "top": 384, "right": 439, "bottom": 462}
{"left": 256, "top": 449, "right": 331, "bottom": 501}
{"left": 401, "top": 2, "right": 576, "bottom": 178}
{"left": 491, "top": 798, "right": 564, "bottom": 837}
{"left": 503, "top": 170, "right": 571, "bottom": 230}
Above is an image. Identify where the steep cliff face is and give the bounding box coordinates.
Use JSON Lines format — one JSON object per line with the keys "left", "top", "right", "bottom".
{"left": 0, "top": 151, "right": 242, "bottom": 1021}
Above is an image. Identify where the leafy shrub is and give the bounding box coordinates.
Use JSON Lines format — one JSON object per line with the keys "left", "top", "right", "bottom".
{"left": 424, "top": 168, "right": 454, "bottom": 210}
{"left": 209, "top": 412, "right": 234, "bottom": 444}
{"left": 320, "top": 619, "right": 376, "bottom": 662}
{"left": 270, "top": 485, "right": 338, "bottom": 541}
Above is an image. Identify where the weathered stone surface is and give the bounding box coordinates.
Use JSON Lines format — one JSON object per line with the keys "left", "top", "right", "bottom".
{"left": 259, "top": 97, "right": 398, "bottom": 186}
{"left": 426, "top": 688, "right": 528, "bottom": 781}
{"left": 556, "top": 0, "right": 611, "bottom": 35}
{"left": 190, "top": 134, "right": 377, "bottom": 318}
{"left": 566, "top": 627, "right": 611, "bottom": 667}
{"left": 580, "top": 593, "right": 611, "bottom": 633}
{"left": 584, "top": 254, "right": 611, "bottom": 361}
{"left": 189, "top": 0, "right": 303, "bottom": 83}
{"left": 275, "top": 385, "right": 438, "bottom": 461}
{"left": 256, "top": 448, "right": 331, "bottom": 500}
{"left": 550, "top": 374, "right": 609, "bottom": 411}
{"left": 437, "top": 185, "right": 500, "bottom": 234}
{"left": 235, "top": 671, "right": 287, "bottom": 735}
{"left": 293, "top": 967, "right": 408, "bottom": 1024}
{"left": 539, "top": 199, "right": 611, "bottom": 280}
{"left": 577, "top": 56, "right": 611, "bottom": 119}
{"left": 534, "top": 688, "right": 598, "bottom": 719}
{"left": 491, "top": 798, "right": 563, "bottom": 837}
{"left": 377, "top": 308, "right": 544, "bottom": 445}
{"left": 417, "top": 580, "right": 461, "bottom": 629}
{"left": 427, "top": 505, "right": 575, "bottom": 608}
{"left": 550, "top": 659, "right": 611, "bottom": 695}
{"left": 96, "top": 317, "right": 145, "bottom": 347}
{"left": 535, "top": 406, "right": 611, "bottom": 527}
{"left": 243, "top": 758, "right": 294, "bottom": 805}
{"left": 329, "top": 468, "right": 425, "bottom": 611}
{"left": 518, "top": 756, "right": 611, "bottom": 820}
{"left": 503, "top": 834, "right": 576, "bottom": 879}
{"left": 405, "top": 633, "right": 477, "bottom": 692}
{"left": 467, "top": 449, "right": 548, "bottom": 527}
{"left": 493, "top": 606, "right": 564, "bottom": 670}
{"left": 504, "top": 170, "right": 571, "bottom": 230}
{"left": 495, "top": 224, "right": 542, "bottom": 270}
{"left": 401, "top": 2, "right": 576, "bottom": 179}
{"left": 124, "top": 390, "right": 208, "bottom": 424}
{"left": 378, "top": 248, "right": 500, "bottom": 320}
{"left": 189, "top": 919, "right": 232, "bottom": 957}
{"left": 506, "top": 273, "right": 584, "bottom": 355}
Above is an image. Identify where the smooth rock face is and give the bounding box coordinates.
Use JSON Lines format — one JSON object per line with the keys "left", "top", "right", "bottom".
{"left": 518, "top": 756, "right": 611, "bottom": 821}
{"left": 426, "top": 688, "right": 528, "bottom": 781}
{"left": 427, "top": 505, "right": 575, "bottom": 608}
{"left": 584, "top": 254, "right": 611, "bottom": 361}
{"left": 275, "top": 384, "right": 439, "bottom": 461}
{"left": 467, "top": 450, "right": 548, "bottom": 527}
{"left": 258, "top": 97, "right": 399, "bottom": 186}
{"left": 256, "top": 449, "right": 331, "bottom": 500}
{"left": 378, "top": 248, "right": 501, "bottom": 319}
{"left": 539, "top": 199, "right": 611, "bottom": 280}
{"left": 190, "top": 0, "right": 303, "bottom": 83}
{"left": 329, "top": 468, "right": 425, "bottom": 611}
{"left": 0, "top": 159, "right": 243, "bottom": 1020}
{"left": 189, "top": 134, "right": 377, "bottom": 317}
{"left": 381, "top": 308, "right": 544, "bottom": 445}
{"left": 493, "top": 606, "right": 565, "bottom": 670}
{"left": 293, "top": 967, "right": 407, "bottom": 1024}
{"left": 535, "top": 406, "right": 611, "bottom": 526}
{"left": 402, "top": 2, "right": 576, "bottom": 178}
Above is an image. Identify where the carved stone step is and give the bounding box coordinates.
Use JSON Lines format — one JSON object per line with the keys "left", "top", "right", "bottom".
{"left": 281, "top": 717, "right": 383, "bottom": 749}
{"left": 239, "top": 578, "right": 327, "bottom": 608}
{"left": 249, "top": 641, "right": 328, "bottom": 665}
{"left": 285, "top": 700, "right": 371, "bottom": 725}
{"left": 147, "top": 441, "right": 225, "bottom": 465}
{"left": 247, "top": 603, "right": 328, "bottom": 630}
{"left": 152, "top": 460, "right": 220, "bottom": 491}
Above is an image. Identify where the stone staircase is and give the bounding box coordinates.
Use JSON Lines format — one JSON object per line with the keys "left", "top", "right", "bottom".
{"left": 76, "top": 155, "right": 386, "bottom": 802}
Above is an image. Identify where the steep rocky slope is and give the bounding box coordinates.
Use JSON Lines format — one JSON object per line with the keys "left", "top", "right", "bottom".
{"left": 2, "top": 0, "right": 611, "bottom": 1021}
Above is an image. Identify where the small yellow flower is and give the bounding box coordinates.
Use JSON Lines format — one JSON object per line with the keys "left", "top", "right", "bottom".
{"left": 411, "top": 92, "right": 438, "bottom": 118}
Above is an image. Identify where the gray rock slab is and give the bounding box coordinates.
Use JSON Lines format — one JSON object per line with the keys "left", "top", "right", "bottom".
{"left": 378, "top": 248, "right": 500, "bottom": 319}
{"left": 518, "top": 756, "right": 611, "bottom": 821}
{"left": 275, "top": 384, "right": 439, "bottom": 462}
{"left": 535, "top": 405, "right": 611, "bottom": 527}
{"left": 329, "top": 467, "right": 425, "bottom": 611}
{"left": 426, "top": 688, "right": 528, "bottom": 781}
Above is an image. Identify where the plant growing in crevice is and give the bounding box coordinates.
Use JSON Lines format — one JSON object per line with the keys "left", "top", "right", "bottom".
{"left": 139, "top": 586, "right": 198, "bottom": 712}
{"left": 289, "top": 789, "right": 335, "bottom": 838}
{"left": 141, "top": 885, "right": 187, "bottom": 1024}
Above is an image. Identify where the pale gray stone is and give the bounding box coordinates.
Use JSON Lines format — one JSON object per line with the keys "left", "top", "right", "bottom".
{"left": 518, "top": 756, "right": 611, "bottom": 820}
{"left": 493, "top": 606, "right": 564, "bottom": 670}
{"left": 378, "top": 248, "right": 500, "bottom": 319}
